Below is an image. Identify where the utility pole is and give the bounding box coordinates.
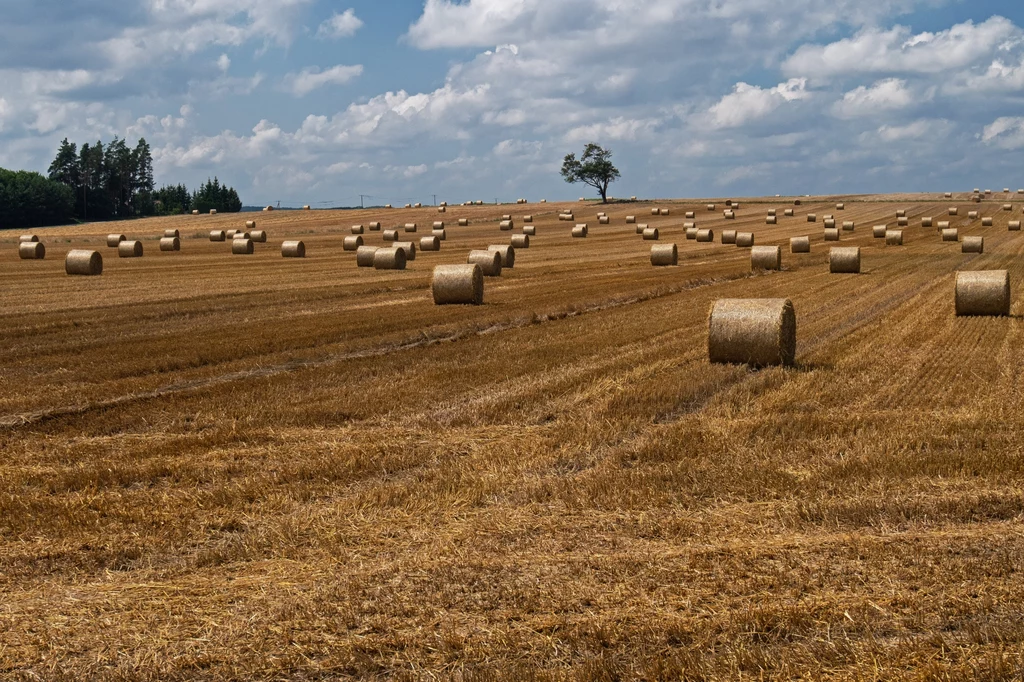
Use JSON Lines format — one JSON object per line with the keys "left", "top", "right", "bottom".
{"left": 359, "top": 194, "right": 369, "bottom": 208}
{"left": 432, "top": 194, "right": 437, "bottom": 206}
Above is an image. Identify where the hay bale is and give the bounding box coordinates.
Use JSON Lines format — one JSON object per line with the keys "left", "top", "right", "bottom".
{"left": 232, "top": 239, "right": 254, "bottom": 254}
{"left": 210, "top": 230, "right": 226, "bottom": 241}
{"left": 897, "top": 216, "right": 909, "bottom": 227}
{"left": 824, "top": 228, "right": 840, "bottom": 241}
{"left": 344, "top": 236, "right": 364, "bottom": 251}
{"left": 250, "top": 230, "right": 267, "bottom": 243}
{"left": 599, "top": 216, "right": 610, "bottom": 224}
{"left": 163, "top": 229, "right": 180, "bottom": 239}
{"left": 829, "top": 246, "right": 860, "bottom": 273}
{"left": 823, "top": 214, "right": 834, "bottom": 221}
{"left": 807, "top": 214, "right": 817, "bottom": 222}
{"left": 193, "top": 210, "right": 200, "bottom": 215}
{"left": 209, "top": 209, "right": 217, "bottom": 215}
{"left": 790, "top": 236, "right": 810, "bottom": 253}
{"left": 938, "top": 221, "right": 950, "bottom": 229}
{"left": 159, "top": 237, "right": 180, "bottom": 252}
{"left": 843, "top": 221, "right": 855, "bottom": 231}
{"left": 626, "top": 215, "right": 636, "bottom": 224}
{"left": 432, "top": 264, "right": 483, "bottom": 305}
{"left": 440, "top": 201, "right": 448, "bottom": 207}
{"left": 106, "top": 234, "right": 126, "bottom": 247}
{"left": 750, "top": 245, "right": 781, "bottom": 271}
{"left": 1009, "top": 221, "right": 1021, "bottom": 231}
{"left": 922, "top": 217, "right": 933, "bottom": 227}
{"left": 502, "top": 214, "right": 512, "bottom": 221}
{"left": 949, "top": 207, "right": 958, "bottom": 216}
{"left": 982, "top": 217, "right": 993, "bottom": 227}
{"left": 968, "top": 211, "right": 979, "bottom": 220}
{"left": 385, "top": 204, "right": 393, "bottom": 209}
{"left": 356, "top": 246, "right": 378, "bottom": 267}
{"left": 824, "top": 219, "right": 836, "bottom": 229}
{"left": 245, "top": 221, "right": 256, "bottom": 230}
{"left": 265, "top": 205, "right": 274, "bottom": 211}
{"left": 836, "top": 203, "right": 845, "bottom": 210}
{"left": 432, "top": 228, "right": 447, "bottom": 241}
{"left": 19, "top": 242, "right": 45, "bottom": 259}
{"left": 510, "top": 234, "right": 529, "bottom": 248}
{"left": 651, "top": 208, "right": 660, "bottom": 215}
{"left": 685, "top": 211, "right": 695, "bottom": 219}
{"left": 724, "top": 210, "right": 735, "bottom": 219}
{"left": 767, "top": 209, "right": 777, "bottom": 217}
{"left": 281, "top": 241, "right": 306, "bottom": 258}
{"left": 707, "top": 298, "right": 796, "bottom": 367}
{"left": 885, "top": 230, "right": 903, "bottom": 246}
{"left": 572, "top": 225, "right": 588, "bottom": 238}
{"left": 650, "top": 244, "right": 678, "bottom": 266}
{"left": 956, "top": 270, "right": 1010, "bottom": 316}
{"left": 643, "top": 227, "right": 660, "bottom": 240}
{"left": 303, "top": 205, "right": 311, "bottom": 210}
{"left": 488, "top": 244, "right": 515, "bottom": 268}
{"left": 65, "top": 249, "right": 102, "bottom": 275}
{"left": 896, "top": 210, "right": 906, "bottom": 218}
{"left": 725, "top": 200, "right": 733, "bottom": 207}
{"left": 766, "top": 215, "right": 777, "bottom": 225}
{"left": 420, "top": 236, "right": 441, "bottom": 252}
{"left": 707, "top": 204, "right": 716, "bottom": 211}
{"left": 467, "top": 249, "right": 502, "bottom": 276}
{"left": 233, "top": 232, "right": 250, "bottom": 240}
{"left": 352, "top": 225, "right": 365, "bottom": 234}
{"left": 19, "top": 234, "right": 39, "bottom": 243}
{"left": 873, "top": 225, "right": 887, "bottom": 238}
{"left": 226, "top": 229, "right": 238, "bottom": 239}
{"left": 432, "top": 221, "right": 445, "bottom": 230}
{"left": 500, "top": 220, "right": 514, "bottom": 231}
{"left": 685, "top": 227, "right": 698, "bottom": 240}
{"left": 696, "top": 229, "right": 714, "bottom": 243}
{"left": 374, "top": 247, "right": 407, "bottom": 270}
{"left": 660, "top": 208, "right": 670, "bottom": 216}
{"left": 1004, "top": 204, "right": 1013, "bottom": 211}
{"left": 784, "top": 209, "right": 795, "bottom": 217}
{"left": 523, "top": 215, "right": 533, "bottom": 222}
{"left": 438, "top": 206, "right": 446, "bottom": 213}
{"left": 458, "top": 218, "right": 469, "bottom": 227}
{"left": 404, "top": 223, "right": 417, "bottom": 233}
{"left": 722, "top": 230, "right": 737, "bottom": 244}
{"left": 394, "top": 241, "right": 416, "bottom": 261}
{"left": 369, "top": 222, "right": 382, "bottom": 231}
{"left": 945, "top": 193, "right": 953, "bottom": 198}
{"left": 735, "top": 232, "right": 754, "bottom": 248}
{"left": 794, "top": 199, "right": 802, "bottom": 206}
{"left": 942, "top": 228, "right": 959, "bottom": 242}
{"left": 383, "top": 229, "right": 399, "bottom": 242}
{"left": 962, "top": 236, "right": 984, "bottom": 253}
{"left": 524, "top": 225, "right": 536, "bottom": 235}
{"left": 597, "top": 212, "right": 606, "bottom": 218}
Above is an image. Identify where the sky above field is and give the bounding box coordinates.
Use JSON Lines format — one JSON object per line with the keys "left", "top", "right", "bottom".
{"left": 1, "top": 0, "right": 1023, "bottom": 206}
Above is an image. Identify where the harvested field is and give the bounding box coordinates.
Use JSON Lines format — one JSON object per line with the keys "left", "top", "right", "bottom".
{"left": 2, "top": 195, "right": 1024, "bottom": 679}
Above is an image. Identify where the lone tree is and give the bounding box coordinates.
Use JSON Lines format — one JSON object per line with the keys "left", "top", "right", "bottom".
{"left": 561, "top": 143, "right": 620, "bottom": 203}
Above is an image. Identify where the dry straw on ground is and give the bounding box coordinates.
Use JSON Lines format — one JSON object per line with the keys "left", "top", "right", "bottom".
{"left": 65, "top": 249, "right": 102, "bottom": 275}
{"left": 955, "top": 270, "right": 1010, "bottom": 316}
{"left": 708, "top": 298, "right": 796, "bottom": 367}
{"left": 830, "top": 246, "right": 861, "bottom": 273}
{"left": 432, "top": 264, "right": 484, "bottom": 305}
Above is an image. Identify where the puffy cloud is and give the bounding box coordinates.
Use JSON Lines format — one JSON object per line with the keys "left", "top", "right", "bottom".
{"left": 981, "top": 117, "right": 1024, "bottom": 150}
{"left": 705, "top": 79, "right": 810, "bottom": 129}
{"left": 286, "top": 64, "right": 363, "bottom": 96}
{"left": 831, "top": 78, "right": 918, "bottom": 118}
{"left": 316, "top": 9, "right": 363, "bottom": 39}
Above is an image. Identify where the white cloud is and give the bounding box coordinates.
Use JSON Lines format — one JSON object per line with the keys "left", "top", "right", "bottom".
{"left": 217, "top": 54, "right": 231, "bottom": 72}
{"left": 705, "top": 78, "right": 809, "bottom": 129}
{"left": 316, "top": 9, "right": 363, "bottom": 39}
{"left": 287, "top": 64, "right": 363, "bottom": 96}
{"left": 875, "top": 118, "right": 951, "bottom": 142}
{"left": 981, "top": 117, "right": 1024, "bottom": 149}
{"left": 832, "top": 78, "right": 917, "bottom": 118}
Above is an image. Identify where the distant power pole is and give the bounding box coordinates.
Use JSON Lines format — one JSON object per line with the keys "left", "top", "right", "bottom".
{"left": 359, "top": 194, "right": 369, "bottom": 208}
{"left": 432, "top": 194, "right": 437, "bottom": 206}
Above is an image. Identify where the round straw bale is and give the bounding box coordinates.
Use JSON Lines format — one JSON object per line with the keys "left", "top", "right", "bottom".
{"left": 440, "top": 201, "right": 448, "bottom": 207}
{"left": 233, "top": 232, "right": 250, "bottom": 240}
{"left": 65, "top": 249, "right": 102, "bottom": 275}
{"left": 896, "top": 210, "right": 906, "bottom": 218}
{"left": 684, "top": 221, "right": 696, "bottom": 230}
{"left": 707, "top": 298, "right": 796, "bottom": 367}
{"left": 696, "top": 229, "right": 714, "bottom": 243}
{"left": 232, "top": 239, "right": 254, "bottom": 255}
{"left": 873, "top": 225, "right": 887, "bottom": 238}
{"left": 193, "top": 210, "right": 200, "bottom": 215}
{"left": 824, "top": 219, "right": 836, "bottom": 229}
{"left": 572, "top": 225, "right": 588, "bottom": 238}
{"left": 352, "top": 225, "right": 365, "bottom": 234}
{"left": 438, "top": 206, "right": 446, "bottom": 213}
{"left": 226, "top": 229, "right": 238, "bottom": 239}
{"left": 962, "top": 236, "right": 984, "bottom": 253}
{"left": 281, "top": 241, "right": 306, "bottom": 258}
{"left": 707, "top": 204, "right": 716, "bottom": 211}
{"left": 843, "top": 221, "right": 855, "bottom": 231}
{"left": 209, "top": 209, "right": 217, "bottom": 215}
{"left": 343, "top": 236, "right": 364, "bottom": 251}
{"left": 829, "top": 246, "right": 861, "bottom": 273}
{"left": 686, "top": 211, "right": 696, "bottom": 219}
{"left": 394, "top": 241, "right": 416, "bottom": 261}
{"left": 751, "top": 245, "right": 781, "bottom": 271}
{"left": 660, "top": 208, "right": 670, "bottom": 216}
{"left": 356, "top": 246, "right": 378, "bottom": 267}
{"left": 945, "top": 193, "right": 953, "bottom": 198}
{"left": 968, "top": 211, "right": 979, "bottom": 220}
{"left": 766, "top": 215, "right": 777, "bottom": 225}
{"left": 250, "top": 230, "right": 267, "bottom": 243}
{"left": 420, "top": 236, "right": 441, "bottom": 251}
{"left": 824, "top": 228, "right": 840, "bottom": 241}
{"left": 650, "top": 244, "right": 678, "bottom": 266}
{"left": 210, "top": 230, "right": 226, "bottom": 241}
{"left": 432, "top": 228, "right": 447, "bottom": 240}
{"left": 1009, "top": 221, "right": 1021, "bottom": 231}
{"left": 502, "top": 214, "right": 512, "bottom": 221}
{"left": 956, "top": 270, "right": 1010, "bottom": 316}
{"left": 897, "top": 216, "right": 909, "bottom": 227}
{"left": 824, "top": 214, "right": 834, "bottom": 221}
{"left": 458, "top": 218, "right": 469, "bottom": 227}
{"left": 106, "top": 234, "right": 126, "bottom": 247}
{"left": 404, "top": 223, "right": 417, "bottom": 233}
{"left": 432, "top": 264, "right": 483, "bottom": 305}
{"left": 383, "top": 229, "right": 399, "bottom": 242}
{"left": 433, "top": 221, "right": 445, "bottom": 230}
{"left": 19, "top": 242, "right": 45, "bottom": 259}
{"left": 922, "top": 217, "right": 933, "bottom": 227}
{"left": 973, "top": 195, "right": 982, "bottom": 203}
{"left": 724, "top": 210, "right": 735, "bottom": 219}
{"left": 626, "top": 215, "right": 636, "bottom": 224}
{"left": 523, "top": 215, "right": 533, "bottom": 222}
{"left": 163, "top": 229, "right": 180, "bottom": 239}
{"left": 374, "top": 247, "right": 407, "bottom": 270}
{"left": 785, "top": 209, "right": 795, "bottom": 217}
{"left": 245, "top": 221, "right": 256, "bottom": 230}
{"left": 938, "top": 221, "right": 950, "bottom": 229}
{"left": 19, "top": 234, "right": 39, "bottom": 243}
{"left": 510, "top": 234, "right": 529, "bottom": 248}
{"left": 949, "top": 207, "right": 958, "bottom": 216}
{"left": 369, "top": 222, "right": 382, "bottom": 231}
{"left": 768, "top": 209, "right": 777, "bottom": 216}
{"left": 159, "top": 237, "right": 180, "bottom": 252}
{"left": 722, "top": 230, "right": 737, "bottom": 244}
{"left": 500, "top": 220, "right": 513, "bottom": 231}
{"left": 885, "top": 230, "right": 903, "bottom": 246}
{"left": 651, "top": 208, "right": 660, "bottom": 215}
{"left": 467, "top": 249, "right": 502, "bottom": 276}
{"left": 524, "top": 225, "right": 536, "bottom": 235}
{"left": 790, "top": 236, "right": 810, "bottom": 253}
{"left": 725, "top": 200, "right": 733, "bottom": 207}
{"left": 415, "top": 203, "right": 422, "bottom": 208}
{"left": 643, "top": 227, "right": 660, "bottom": 240}
{"left": 385, "top": 204, "right": 393, "bottom": 209}
{"left": 303, "top": 205, "right": 311, "bottom": 210}
{"left": 685, "top": 227, "right": 698, "bottom": 240}
{"left": 599, "top": 216, "right": 610, "bottom": 224}
{"left": 735, "top": 232, "right": 754, "bottom": 248}
{"left": 836, "top": 203, "right": 845, "bottom": 210}
{"left": 488, "top": 244, "right": 515, "bottom": 268}
{"left": 597, "top": 212, "right": 606, "bottom": 218}
{"left": 982, "top": 217, "right": 993, "bottom": 227}
{"left": 807, "top": 214, "right": 817, "bottom": 222}
{"left": 794, "top": 199, "right": 802, "bottom": 205}
{"left": 942, "top": 228, "right": 959, "bottom": 242}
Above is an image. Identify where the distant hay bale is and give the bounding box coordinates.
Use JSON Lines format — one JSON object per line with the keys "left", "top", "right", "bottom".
{"left": 896, "top": 210, "right": 906, "bottom": 218}
{"left": 962, "top": 236, "right": 984, "bottom": 253}
{"left": 1004, "top": 204, "right": 1013, "bottom": 211}
{"left": 650, "top": 244, "right": 678, "bottom": 266}
{"left": 949, "top": 207, "right": 958, "bottom": 216}
{"left": 500, "top": 220, "right": 514, "bottom": 231}
{"left": 281, "top": 241, "right": 306, "bottom": 258}
{"left": 722, "top": 230, "right": 737, "bottom": 244}
{"left": 824, "top": 228, "right": 840, "bottom": 241}
{"left": 488, "top": 244, "right": 515, "bottom": 268}
{"left": 374, "top": 247, "right": 407, "bottom": 270}
{"left": 973, "top": 195, "right": 982, "bottom": 203}
{"left": 432, "top": 228, "right": 447, "bottom": 240}
{"left": 432, "top": 264, "right": 483, "bottom": 305}
{"left": 937, "top": 221, "right": 950, "bottom": 230}
{"left": 685, "top": 227, "right": 698, "bottom": 240}
{"left": 356, "top": 246, "right": 378, "bottom": 267}
{"left": 767, "top": 209, "right": 777, "bottom": 216}
{"left": 19, "top": 234, "right": 39, "bottom": 243}
{"left": 385, "top": 204, "right": 393, "bottom": 209}
{"left": 438, "top": 206, "right": 446, "bottom": 213}
{"left": 65, "top": 249, "right": 102, "bottom": 275}
{"left": 599, "top": 216, "right": 610, "bottom": 224}
{"left": 968, "top": 211, "right": 979, "bottom": 220}
{"left": 982, "top": 217, "right": 993, "bottom": 227}
{"left": 922, "top": 217, "right": 933, "bottom": 227}
{"left": 1009, "top": 221, "right": 1021, "bottom": 231}
{"left": 226, "top": 229, "right": 238, "bottom": 239}
{"left": 885, "top": 230, "right": 903, "bottom": 246}
{"left": 106, "top": 234, "right": 126, "bottom": 247}
{"left": 794, "top": 199, "right": 802, "bottom": 206}
{"left": 897, "top": 217, "right": 909, "bottom": 227}
{"left": 524, "top": 225, "right": 536, "bottom": 235}
{"left": 750, "top": 245, "right": 781, "bottom": 271}
{"left": 707, "top": 204, "right": 716, "bottom": 211}
{"left": 303, "top": 205, "right": 311, "bottom": 210}
{"left": 19, "top": 242, "right": 45, "bottom": 260}
{"left": 193, "top": 210, "right": 200, "bottom": 215}
{"left": 393, "top": 241, "right": 416, "bottom": 261}
{"left": 942, "top": 228, "right": 959, "bottom": 242}
{"left": 784, "top": 209, "right": 794, "bottom": 217}
{"left": 540, "top": 199, "right": 547, "bottom": 203}
{"left": 824, "top": 219, "right": 836, "bottom": 229}
{"left": 250, "top": 230, "right": 267, "bottom": 243}
{"left": 724, "top": 210, "right": 735, "bottom": 219}
{"left": 209, "top": 209, "right": 217, "bottom": 215}
{"left": 956, "top": 270, "right": 1010, "bottom": 316}
{"left": 872, "top": 225, "right": 887, "bottom": 238}
{"left": 232, "top": 239, "right": 254, "bottom": 255}
{"left": 735, "top": 232, "right": 754, "bottom": 248}
{"left": 383, "top": 229, "right": 399, "bottom": 242}
{"left": 265, "top": 205, "right": 274, "bottom": 211}
{"left": 245, "top": 221, "right": 256, "bottom": 230}
{"left": 502, "top": 214, "right": 512, "bottom": 221}
{"left": 843, "top": 221, "right": 855, "bottom": 231}
{"left": 829, "top": 246, "right": 860, "bottom": 273}
{"left": 651, "top": 208, "right": 660, "bottom": 215}
{"left": 510, "top": 234, "right": 529, "bottom": 248}
{"left": 440, "top": 201, "right": 448, "bottom": 207}
{"left": 766, "top": 215, "right": 777, "bottom": 225}
{"left": 352, "top": 225, "right": 365, "bottom": 234}
{"left": 420, "top": 236, "right": 441, "bottom": 252}
{"left": 404, "top": 223, "right": 417, "bottom": 233}
{"left": 630, "top": 196, "right": 637, "bottom": 201}
{"left": 433, "top": 221, "right": 445, "bottom": 230}
{"left": 159, "top": 237, "right": 180, "bottom": 252}
{"left": 708, "top": 298, "right": 796, "bottom": 367}
{"left": 725, "top": 200, "right": 733, "bottom": 207}
{"left": 210, "top": 230, "right": 226, "bottom": 241}
{"left": 404, "top": 204, "right": 412, "bottom": 209}
{"left": 233, "top": 232, "right": 250, "bottom": 240}
{"left": 984, "top": 190, "right": 991, "bottom": 196}
{"left": 572, "top": 225, "right": 588, "bottom": 238}
{"left": 458, "top": 218, "right": 469, "bottom": 226}
{"left": 163, "top": 229, "right": 180, "bottom": 239}
{"left": 626, "top": 215, "right": 636, "bottom": 224}
{"left": 643, "top": 227, "right": 660, "bottom": 240}
{"left": 696, "top": 229, "right": 714, "bottom": 243}
{"left": 523, "top": 215, "right": 533, "bottom": 222}
{"left": 414, "top": 203, "right": 422, "bottom": 208}
{"left": 660, "top": 208, "right": 670, "bottom": 216}
{"left": 559, "top": 213, "right": 575, "bottom": 221}
{"left": 343, "top": 236, "right": 364, "bottom": 251}
{"left": 686, "top": 211, "right": 695, "bottom": 219}
{"left": 944, "top": 193, "right": 952, "bottom": 198}
{"left": 790, "top": 236, "right": 810, "bottom": 253}
{"left": 597, "top": 212, "right": 606, "bottom": 218}
{"left": 823, "top": 214, "right": 834, "bottom": 221}
{"left": 836, "top": 203, "right": 845, "bottom": 210}
{"left": 368, "top": 222, "right": 382, "bottom": 231}
{"left": 807, "top": 214, "right": 817, "bottom": 222}
{"left": 467, "top": 249, "right": 502, "bottom": 276}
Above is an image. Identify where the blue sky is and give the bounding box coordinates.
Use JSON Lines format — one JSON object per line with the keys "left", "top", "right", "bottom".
{"left": 1, "top": 0, "right": 1023, "bottom": 206}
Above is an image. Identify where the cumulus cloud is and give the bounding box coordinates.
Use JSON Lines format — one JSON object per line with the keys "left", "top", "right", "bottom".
{"left": 316, "top": 9, "right": 363, "bottom": 39}
{"left": 831, "top": 78, "right": 918, "bottom": 118}
{"left": 286, "top": 64, "right": 363, "bottom": 96}
{"left": 982, "top": 117, "right": 1024, "bottom": 149}
{"left": 705, "top": 79, "right": 809, "bottom": 129}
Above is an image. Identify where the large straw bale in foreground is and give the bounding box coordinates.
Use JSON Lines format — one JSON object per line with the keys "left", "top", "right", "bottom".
{"left": 955, "top": 271, "right": 1010, "bottom": 316}
{"left": 355, "top": 246, "right": 378, "bottom": 267}
{"left": 942, "top": 228, "right": 959, "bottom": 242}
{"left": 886, "top": 230, "right": 903, "bottom": 246}
{"left": 962, "top": 236, "right": 984, "bottom": 253}
{"left": 393, "top": 241, "right": 416, "bottom": 261}
{"left": 468, "top": 249, "right": 502, "bottom": 276}
{"left": 66, "top": 250, "right": 102, "bottom": 275}
{"left": 750, "top": 245, "right": 781, "bottom": 270}
{"left": 735, "top": 232, "right": 754, "bottom": 248}
{"left": 232, "top": 239, "right": 254, "bottom": 254}
{"left": 344, "top": 236, "right": 363, "bottom": 251}
{"left": 830, "top": 247, "right": 860, "bottom": 273}
{"left": 488, "top": 244, "right": 515, "bottom": 268}
{"left": 420, "top": 236, "right": 441, "bottom": 251}
{"left": 432, "top": 264, "right": 483, "bottom": 305}
{"left": 650, "top": 244, "right": 677, "bottom": 266}
{"left": 19, "top": 242, "right": 45, "bottom": 259}
{"left": 708, "top": 298, "right": 796, "bottom": 367}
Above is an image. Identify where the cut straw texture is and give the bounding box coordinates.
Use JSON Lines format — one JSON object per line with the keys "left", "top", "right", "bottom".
{"left": 708, "top": 298, "right": 796, "bottom": 367}
{"left": 955, "top": 270, "right": 1010, "bottom": 316}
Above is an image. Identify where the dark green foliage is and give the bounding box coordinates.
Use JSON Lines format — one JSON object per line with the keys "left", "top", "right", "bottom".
{"left": 0, "top": 168, "right": 76, "bottom": 229}
{"left": 561, "top": 143, "right": 621, "bottom": 203}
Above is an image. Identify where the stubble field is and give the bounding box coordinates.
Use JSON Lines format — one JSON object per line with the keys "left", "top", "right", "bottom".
{"left": 2, "top": 194, "right": 1024, "bottom": 680}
